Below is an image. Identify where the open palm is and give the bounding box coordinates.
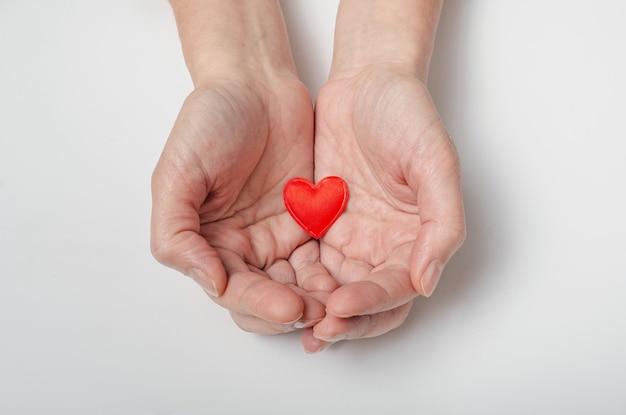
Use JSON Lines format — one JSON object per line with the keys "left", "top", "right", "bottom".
{"left": 306, "top": 67, "right": 466, "bottom": 346}
{"left": 151, "top": 76, "right": 336, "bottom": 334}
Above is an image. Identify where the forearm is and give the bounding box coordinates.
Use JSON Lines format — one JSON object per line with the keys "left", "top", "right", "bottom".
{"left": 169, "top": 0, "right": 296, "bottom": 86}
{"left": 330, "top": 0, "right": 443, "bottom": 82}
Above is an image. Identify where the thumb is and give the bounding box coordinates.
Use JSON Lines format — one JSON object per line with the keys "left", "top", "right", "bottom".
{"left": 409, "top": 218, "right": 465, "bottom": 297}
{"left": 408, "top": 141, "right": 466, "bottom": 297}
{"left": 151, "top": 229, "right": 227, "bottom": 298}
{"left": 150, "top": 160, "right": 227, "bottom": 297}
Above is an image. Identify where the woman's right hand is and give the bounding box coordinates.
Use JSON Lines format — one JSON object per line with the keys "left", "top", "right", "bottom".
{"left": 151, "top": 0, "right": 337, "bottom": 335}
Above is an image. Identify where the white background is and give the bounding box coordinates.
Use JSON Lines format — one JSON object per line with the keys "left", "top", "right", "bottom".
{"left": 1, "top": 1, "right": 625, "bottom": 414}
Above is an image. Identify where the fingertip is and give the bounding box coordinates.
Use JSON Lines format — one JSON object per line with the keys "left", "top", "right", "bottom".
{"left": 324, "top": 286, "right": 356, "bottom": 318}
{"left": 259, "top": 283, "right": 305, "bottom": 324}
{"left": 303, "top": 272, "right": 340, "bottom": 293}
{"left": 312, "top": 314, "right": 354, "bottom": 343}
{"left": 410, "top": 252, "right": 441, "bottom": 298}
{"left": 295, "top": 293, "right": 328, "bottom": 327}
{"left": 418, "top": 261, "right": 443, "bottom": 297}
{"left": 151, "top": 226, "right": 229, "bottom": 297}
{"left": 188, "top": 266, "right": 225, "bottom": 298}
{"left": 301, "top": 328, "right": 332, "bottom": 354}
{"left": 409, "top": 221, "right": 465, "bottom": 297}
{"left": 325, "top": 281, "right": 386, "bottom": 318}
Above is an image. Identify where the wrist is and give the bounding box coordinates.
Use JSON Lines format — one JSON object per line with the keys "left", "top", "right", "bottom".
{"left": 329, "top": 0, "right": 442, "bottom": 82}
{"left": 170, "top": 0, "right": 297, "bottom": 88}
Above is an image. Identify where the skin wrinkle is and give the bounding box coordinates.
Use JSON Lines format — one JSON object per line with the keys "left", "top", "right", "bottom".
{"left": 162, "top": 151, "right": 203, "bottom": 213}
{"left": 331, "top": 260, "right": 416, "bottom": 317}
{"left": 317, "top": 112, "right": 419, "bottom": 267}
{"left": 216, "top": 233, "right": 256, "bottom": 268}
{"left": 218, "top": 239, "right": 255, "bottom": 272}
{"left": 289, "top": 254, "right": 316, "bottom": 273}
{"left": 246, "top": 228, "right": 275, "bottom": 270}
{"left": 337, "top": 258, "right": 372, "bottom": 286}
{"left": 201, "top": 84, "right": 312, "bottom": 269}
{"left": 236, "top": 276, "right": 275, "bottom": 313}
{"left": 259, "top": 259, "right": 297, "bottom": 286}
{"left": 151, "top": 157, "right": 204, "bottom": 260}
{"left": 199, "top": 107, "right": 278, "bottom": 224}
{"left": 265, "top": 260, "right": 295, "bottom": 284}
{"left": 248, "top": 217, "right": 291, "bottom": 269}
{"left": 244, "top": 85, "right": 310, "bottom": 217}
{"left": 351, "top": 314, "right": 372, "bottom": 339}
{"left": 343, "top": 189, "right": 414, "bottom": 266}
{"left": 225, "top": 176, "right": 305, "bottom": 270}
{"left": 364, "top": 302, "right": 412, "bottom": 339}
{"left": 151, "top": 230, "right": 189, "bottom": 270}
{"left": 335, "top": 75, "right": 408, "bottom": 212}
{"left": 193, "top": 93, "right": 266, "bottom": 220}
{"left": 364, "top": 83, "right": 428, "bottom": 203}
{"left": 322, "top": 197, "right": 411, "bottom": 278}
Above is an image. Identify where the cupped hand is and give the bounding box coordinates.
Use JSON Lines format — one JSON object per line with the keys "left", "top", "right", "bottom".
{"left": 303, "top": 66, "right": 466, "bottom": 351}
{"left": 151, "top": 74, "right": 337, "bottom": 334}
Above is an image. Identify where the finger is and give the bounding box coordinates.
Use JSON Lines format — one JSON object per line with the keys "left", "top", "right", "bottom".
{"left": 290, "top": 240, "right": 339, "bottom": 293}
{"left": 313, "top": 302, "right": 413, "bottom": 343}
{"left": 239, "top": 255, "right": 332, "bottom": 325}
{"left": 288, "top": 286, "right": 331, "bottom": 328}
{"left": 325, "top": 264, "right": 416, "bottom": 318}
{"left": 151, "top": 159, "right": 227, "bottom": 297}
{"left": 216, "top": 271, "right": 304, "bottom": 324}
{"left": 264, "top": 259, "right": 297, "bottom": 285}
{"left": 215, "top": 250, "right": 305, "bottom": 324}
{"left": 229, "top": 311, "right": 296, "bottom": 335}
{"left": 301, "top": 328, "right": 331, "bottom": 354}
{"left": 229, "top": 289, "right": 328, "bottom": 335}
{"left": 408, "top": 138, "right": 466, "bottom": 297}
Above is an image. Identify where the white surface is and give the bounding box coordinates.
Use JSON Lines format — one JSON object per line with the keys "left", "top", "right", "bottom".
{"left": 1, "top": 1, "right": 625, "bottom": 413}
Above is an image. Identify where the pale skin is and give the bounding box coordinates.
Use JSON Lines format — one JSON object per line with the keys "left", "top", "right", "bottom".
{"left": 151, "top": 0, "right": 466, "bottom": 353}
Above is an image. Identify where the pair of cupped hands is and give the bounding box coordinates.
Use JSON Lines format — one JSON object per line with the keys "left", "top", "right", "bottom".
{"left": 151, "top": 64, "right": 466, "bottom": 353}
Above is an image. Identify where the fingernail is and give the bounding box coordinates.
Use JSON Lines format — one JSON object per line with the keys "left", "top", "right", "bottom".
{"left": 293, "top": 317, "right": 323, "bottom": 329}
{"left": 293, "top": 321, "right": 314, "bottom": 329}
{"left": 306, "top": 342, "right": 332, "bottom": 354}
{"left": 315, "top": 333, "right": 347, "bottom": 343}
{"left": 421, "top": 261, "right": 442, "bottom": 297}
{"left": 188, "top": 268, "right": 219, "bottom": 297}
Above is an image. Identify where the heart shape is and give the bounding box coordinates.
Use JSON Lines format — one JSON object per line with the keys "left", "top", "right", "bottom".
{"left": 283, "top": 176, "right": 349, "bottom": 239}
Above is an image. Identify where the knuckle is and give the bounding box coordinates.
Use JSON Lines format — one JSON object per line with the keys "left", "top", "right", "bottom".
{"left": 454, "top": 223, "right": 467, "bottom": 246}
{"left": 447, "top": 217, "right": 467, "bottom": 251}
{"left": 150, "top": 234, "right": 176, "bottom": 266}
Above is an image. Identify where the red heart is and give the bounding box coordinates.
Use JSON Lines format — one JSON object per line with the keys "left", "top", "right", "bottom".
{"left": 283, "top": 176, "right": 349, "bottom": 239}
